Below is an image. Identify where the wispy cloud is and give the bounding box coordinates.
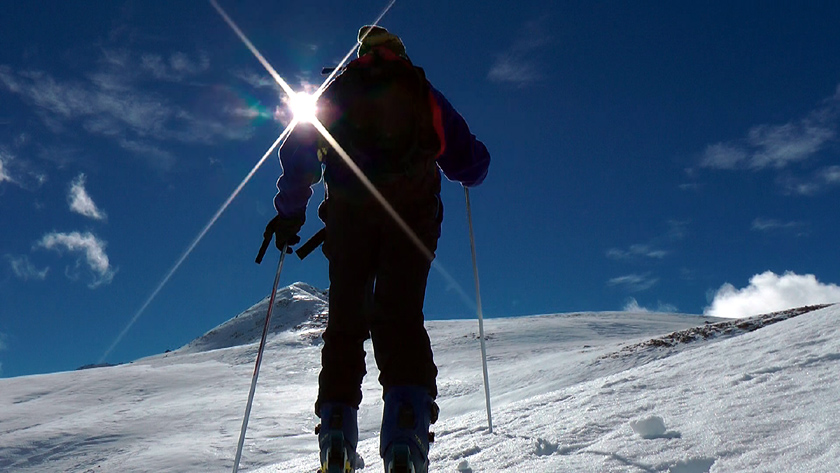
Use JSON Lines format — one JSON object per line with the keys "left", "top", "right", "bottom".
{"left": 623, "top": 298, "right": 678, "bottom": 313}
{"left": 747, "top": 122, "right": 834, "bottom": 169}
{"left": 0, "top": 151, "right": 14, "bottom": 185}
{"left": 488, "top": 18, "right": 551, "bottom": 87}
{"left": 5, "top": 254, "right": 49, "bottom": 281}
{"left": 751, "top": 217, "right": 808, "bottom": 235}
{"left": 700, "top": 142, "right": 750, "bottom": 170}
{"left": 678, "top": 183, "right": 703, "bottom": 192}
{"left": 0, "top": 48, "right": 253, "bottom": 170}
{"left": 36, "top": 231, "right": 115, "bottom": 288}
{"left": 68, "top": 173, "right": 107, "bottom": 221}
{"left": 700, "top": 85, "right": 839, "bottom": 172}
{"left": 608, "top": 273, "right": 659, "bottom": 292}
{"left": 705, "top": 270, "right": 840, "bottom": 318}
{"left": 233, "top": 69, "right": 277, "bottom": 90}
{"left": 665, "top": 220, "right": 690, "bottom": 240}
{"left": 779, "top": 165, "right": 840, "bottom": 196}
{"left": 606, "top": 220, "right": 688, "bottom": 262}
{"left": 141, "top": 51, "right": 210, "bottom": 81}
{"left": 0, "top": 146, "right": 45, "bottom": 191}
{"left": 115, "top": 139, "right": 176, "bottom": 170}
{"left": 606, "top": 244, "right": 668, "bottom": 261}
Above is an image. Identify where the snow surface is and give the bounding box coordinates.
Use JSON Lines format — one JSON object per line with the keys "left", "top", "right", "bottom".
{"left": 1, "top": 282, "right": 838, "bottom": 472}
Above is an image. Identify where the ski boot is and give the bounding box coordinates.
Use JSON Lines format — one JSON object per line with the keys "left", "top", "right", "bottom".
{"left": 317, "top": 403, "right": 359, "bottom": 473}
{"left": 380, "top": 386, "right": 439, "bottom": 473}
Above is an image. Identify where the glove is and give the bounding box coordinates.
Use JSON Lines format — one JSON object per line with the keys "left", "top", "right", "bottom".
{"left": 256, "top": 214, "right": 305, "bottom": 264}
{"left": 265, "top": 214, "right": 305, "bottom": 249}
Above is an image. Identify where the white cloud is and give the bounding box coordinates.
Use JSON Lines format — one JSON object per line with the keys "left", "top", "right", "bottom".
{"left": 704, "top": 271, "right": 840, "bottom": 318}
{"left": 700, "top": 86, "right": 839, "bottom": 172}
{"left": 5, "top": 254, "right": 49, "bottom": 281}
{"left": 68, "top": 174, "right": 107, "bottom": 220}
{"left": 36, "top": 231, "right": 115, "bottom": 288}
{"left": 608, "top": 273, "right": 659, "bottom": 292}
{"left": 488, "top": 19, "right": 550, "bottom": 87}
{"left": 623, "top": 298, "right": 678, "bottom": 313}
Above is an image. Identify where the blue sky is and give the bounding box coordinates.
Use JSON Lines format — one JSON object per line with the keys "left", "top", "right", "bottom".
{"left": 2, "top": 1, "right": 840, "bottom": 378}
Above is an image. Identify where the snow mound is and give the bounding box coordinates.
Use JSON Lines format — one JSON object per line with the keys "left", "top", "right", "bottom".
{"left": 177, "top": 282, "right": 329, "bottom": 353}
{"left": 630, "top": 416, "right": 666, "bottom": 439}
{"left": 629, "top": 415, "right": 680, "bottom": 439}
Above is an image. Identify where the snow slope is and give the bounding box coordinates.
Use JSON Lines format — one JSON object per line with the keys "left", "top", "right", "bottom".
{"left": 0, "top": 284, "right": 837, "bottom": 472}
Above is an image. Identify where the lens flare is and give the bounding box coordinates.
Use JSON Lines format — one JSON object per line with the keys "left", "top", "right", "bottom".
{"left": 288, "top": 91, "right": 318, "bottom": 124}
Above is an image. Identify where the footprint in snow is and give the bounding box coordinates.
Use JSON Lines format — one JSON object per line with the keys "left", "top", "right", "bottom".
{"left": 534, "top": 437, "right": 558, "bottom": 456}
{"left": 456, "top": 459, "right": 473, "bottom": 472}
{"left": 667, "top": 457, "right": 716, "bottom": 473}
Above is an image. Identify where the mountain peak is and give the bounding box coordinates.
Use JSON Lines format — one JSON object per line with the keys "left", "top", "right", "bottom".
{"left": 176, "top": 282, "right": 329, "bottom": 354}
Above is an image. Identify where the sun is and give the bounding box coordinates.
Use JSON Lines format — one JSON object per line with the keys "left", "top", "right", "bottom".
{"left": 288, "top": 91, "right": 318, "bottom": 124}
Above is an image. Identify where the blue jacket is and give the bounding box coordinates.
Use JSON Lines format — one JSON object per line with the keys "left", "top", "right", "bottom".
{"left": 274, "top": 85, "right": 490, "bottom": 218}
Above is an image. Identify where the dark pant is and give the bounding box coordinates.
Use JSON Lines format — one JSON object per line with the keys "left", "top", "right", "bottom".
{"left": 315, "top": 193, "right": 441, "bottom": 415}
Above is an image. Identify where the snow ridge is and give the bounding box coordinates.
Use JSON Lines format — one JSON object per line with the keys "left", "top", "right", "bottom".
{"left": 606, "top": 303, "right": 832, "bottom": 359}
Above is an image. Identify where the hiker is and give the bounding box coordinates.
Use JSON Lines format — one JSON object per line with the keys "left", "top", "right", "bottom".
{"left": 260, "top": 25, "right": 490, "bottom": 473}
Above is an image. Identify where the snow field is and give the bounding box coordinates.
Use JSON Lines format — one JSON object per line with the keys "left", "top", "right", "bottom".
{"left": 1, "top": 285, "right": 837, "bottom": 472}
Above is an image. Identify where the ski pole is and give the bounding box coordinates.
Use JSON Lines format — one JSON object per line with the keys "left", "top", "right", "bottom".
{"left": 465, "top": 187, "right": 493, "bottom": 434}
{"left": 232, "top": 246, "right": 288, "bottom": 473}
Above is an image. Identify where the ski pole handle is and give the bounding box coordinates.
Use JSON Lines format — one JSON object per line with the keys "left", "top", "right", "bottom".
{"left": 295, "top": 227, "right": 326, "bottom": 260}
{"left": 255, "top": 234, "right": 272, "bottom": 264}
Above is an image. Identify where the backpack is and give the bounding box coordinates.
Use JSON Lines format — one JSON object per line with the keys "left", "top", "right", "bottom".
{"left": 319, "top": 47, "right": 443, "bottom": 182}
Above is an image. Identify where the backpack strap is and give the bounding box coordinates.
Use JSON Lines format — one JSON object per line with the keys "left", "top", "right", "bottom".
{"left": 427, "top": 88, "right": 446, "bottom": 160}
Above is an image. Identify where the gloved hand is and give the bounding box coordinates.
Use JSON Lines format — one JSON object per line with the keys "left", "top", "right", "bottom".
{"left": 256, "top": 214, "right": 305, "bottom": 264}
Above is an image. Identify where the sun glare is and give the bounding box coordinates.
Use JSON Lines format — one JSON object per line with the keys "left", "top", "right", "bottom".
{"left": 289, "top": 91, "right": 318, "bottom": 124}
